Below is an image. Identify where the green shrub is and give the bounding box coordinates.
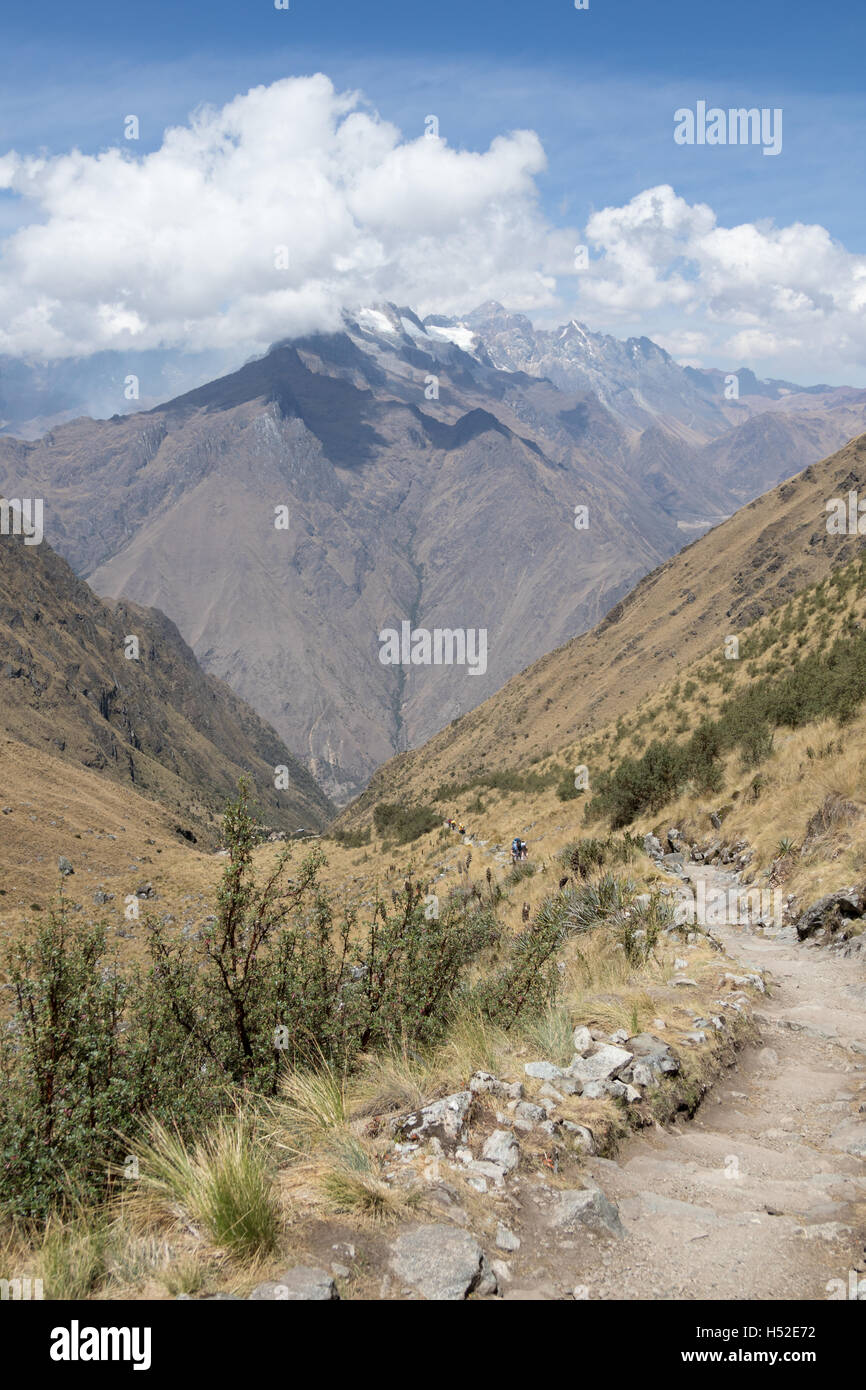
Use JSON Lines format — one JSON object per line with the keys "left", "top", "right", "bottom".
{"left": 614, "top": 894, "right": 675, "bottom": 965}
{"left": 474, "top": 876, "right": 635, "bottom": 1027}
{"left": 506, "top": 861, "right": 536, "bottom": 885}
{"left": 563, "top": 837, "right": 606, "bottom": 877}
{"left": 0, "top": 782, "right": 501, "bottom": 1218}
{"left": 373, "top": 802, "right": 440, "bottom": 843}
{"left": 332, "top": 826, "right": 371, "bottom": 848}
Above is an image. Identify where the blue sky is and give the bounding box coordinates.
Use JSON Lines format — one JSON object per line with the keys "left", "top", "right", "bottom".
{"left": 5, "top": 0, "right": 863, "bottom": 240}
{"left": 1, "top": 0, "right": 864, "bottom": 382}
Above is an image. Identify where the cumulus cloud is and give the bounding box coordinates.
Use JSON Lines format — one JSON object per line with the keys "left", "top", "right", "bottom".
{"left": 0, "top": 74, "right": 565, "bottom": 358}
{"left": 578, "top": 184, "right": 866, "bottom": 379}
{"left": 0, "top": 78, "right": 864, "bottom": 382}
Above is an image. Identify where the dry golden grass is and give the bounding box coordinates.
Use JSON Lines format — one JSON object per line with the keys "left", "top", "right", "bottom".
{"left": 119, "top": 1113, "right": 282, "bottom": 1260}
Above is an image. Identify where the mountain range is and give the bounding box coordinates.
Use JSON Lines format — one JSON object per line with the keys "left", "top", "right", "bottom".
{"left": 1, "top": 302, "right": 865, "bottom": 801}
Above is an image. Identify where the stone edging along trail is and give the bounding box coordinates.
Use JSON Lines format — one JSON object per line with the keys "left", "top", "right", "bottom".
{"left": 496, "top": 859, "right": 866, "bottom": 1301}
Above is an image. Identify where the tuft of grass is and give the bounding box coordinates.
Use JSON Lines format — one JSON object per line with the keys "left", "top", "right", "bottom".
{"left": 585, "top": 988, "right": 658, "bottom": 1037}
{"left": 35, "top": 1210, "right": 112, "bottom": 1300}
{"left": 275, "top": 1062, "right": 349, "bottom": 1154}
{"left": 158, "top": 1254, "right": 210, "bottom": 1298}
{"left": 614, "top": 893, "right": 673, "bottom": 964}
{"left": 519, "top": 1004, "right": 575, "bottom": 1066}
{"left": 130, "top": 1115, "right": 280, "bottom": 1259}
{"left": 506, "top": 861, "right": 536, "bottom": 885}
{"left": 319, "top": 1134, "right": 417, "bottom": 1223}
{"left": 350, "top": 1046, "right": 440, "bottom": 1119}
{"left": 436, "top": 1005, "right": 511, "bottom": 1080}
{"left": 104, "top": 1230, "right": 175, "bottom": 1292}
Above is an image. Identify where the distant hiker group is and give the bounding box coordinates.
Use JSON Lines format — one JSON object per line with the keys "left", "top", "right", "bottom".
{"left": 445, "top": 817, "right": 467, "bottom": 835}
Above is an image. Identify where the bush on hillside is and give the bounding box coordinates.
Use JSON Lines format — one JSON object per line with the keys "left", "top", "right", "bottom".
{"left": 373, "top": 801, "right": 440, "bottom": 843}
{"left": 0, "top": 782, "right": 517, "bottom": 1219}
{"left": 332, "top": 826, "right": 371, "bottom": 848}
{"left": 588, "top": 624, "right": 866, "bottom": 829}
{"left": 434, "top": 764, "right": 562, "bottom": 803}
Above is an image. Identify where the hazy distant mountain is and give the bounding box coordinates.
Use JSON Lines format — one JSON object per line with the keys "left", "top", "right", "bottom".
{"left": 1, "top": 302, "right": 864, "bottom": 801}
{"left": 0, "top": 347, "right": 242, "bottom": 439}
{"left": 0, "top": 301, "right": 846, "bottom": 444}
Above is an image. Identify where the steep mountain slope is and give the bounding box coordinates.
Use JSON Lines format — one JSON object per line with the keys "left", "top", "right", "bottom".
{"left": 343, "top": 432, "right": 866, "bottom": 819}
{"left": 0, "top": 528, "right": 334, "bottom": 840}
{"left": 1, "top": 306, "right": 863, "bottom": 802}
{"left": 0, "top": 314, "right": 684, "bottom": 799}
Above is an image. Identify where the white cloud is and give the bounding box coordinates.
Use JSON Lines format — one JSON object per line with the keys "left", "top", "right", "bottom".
{"left": 578, "top": 184, "right": 866, "bottom": 379}
{"left": 0, "top": 74, "right": 561, "bottom": 358}
{"left": 0, "top": 78, "right": 864, "bottom": 383}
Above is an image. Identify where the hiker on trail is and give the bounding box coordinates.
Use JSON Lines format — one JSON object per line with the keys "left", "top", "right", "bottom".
{"left": 511, "top": 837, "right": 522, "bottom": 863}
{"left": 458, "top": 822, "right": 466, "bottom": 836}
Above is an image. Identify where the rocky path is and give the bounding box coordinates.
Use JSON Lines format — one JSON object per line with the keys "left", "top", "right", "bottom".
{"left": 501, "top": 866, "right": 866, "bottom": 1301}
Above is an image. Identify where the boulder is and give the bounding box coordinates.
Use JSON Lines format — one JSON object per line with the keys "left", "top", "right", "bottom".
{"left": 618, "top": 1034, "right": 680, "bottom": 1084}
{"left": 398, "top": 1091, "right": 473, "bottom": 1148}
{"left": 644, "top": 834, "right": 663, "bottom": 858}
{"left": 582, "top": 1079, "right": 624, "bottom": 1100}
{"left": 547, "top": 1186, "right": 625, "bottom": 1238}
{"left": 513, "top": 1101, "right": 546, "bottom": 1131}
{"left": 524, "top": 1061, "right": 564, "bottom": 1081}
{"left": 481, "top": 1129, "right": 520, "bottom": 1173}
{"left": 795, "top": 889, "right": 865, "bottom": 941}
{"left": 388, "top": 1225, "right": 496, "bottom": 1300}
{"left": 561, "top": 1121, "right": 596, "bottom": 1154}
{"left": 565, "top": 1042, "right": 633, "bottom": 1086}
{"left": 495, "top": 1223, "right": 521, "bottom": 1252}
{"left": 465, "top": 1159, "right": 507, "bottom": 1184}
{"left": 572, "top": 1025, "right": 593, "bottom": 1054}
{"left": 249, "top": 1267, "right": 338, "bottom": 1300}
{"left": 723, "top": 971, "right": 766, "bottom": 994}
{"left": 539, "top": 1083, "right": 564, "bottom": 1104}
{"left": 58, "top": 856, "right": 74, "bottom": 876}
{"left": 469, "top": 1071, "right": 522, "bottom": 1100}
